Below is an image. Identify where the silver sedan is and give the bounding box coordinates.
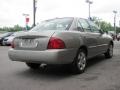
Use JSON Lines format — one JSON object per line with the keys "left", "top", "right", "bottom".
{"left": 8, "top": 17, "right": 113, "bottom": 74}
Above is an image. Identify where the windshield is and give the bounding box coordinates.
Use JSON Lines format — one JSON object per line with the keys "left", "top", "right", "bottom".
{"left": 0, "top": 32, "right": 13, "bottom": 37}
{"left": 31, "top": 17, "right": 73, "bottom": 31}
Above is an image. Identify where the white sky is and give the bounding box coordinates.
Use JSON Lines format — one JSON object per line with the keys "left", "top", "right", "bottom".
{"left": 0, "top": 0, "right": 120, "bottom": 27}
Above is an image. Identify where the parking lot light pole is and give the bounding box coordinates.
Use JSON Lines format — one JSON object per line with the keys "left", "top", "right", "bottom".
{"left": 86, "top": 0, "right": 93, "bottom": 20}
{"left": 33, "top": 0, "right": 37, "bottom": 27}
{"left": 113, "top": 10, "right": 117, "bottom": 37}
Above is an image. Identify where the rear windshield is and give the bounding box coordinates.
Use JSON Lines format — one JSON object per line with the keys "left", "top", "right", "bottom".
{"left": 31, "top": 17, "right": 73, "bottom": 31}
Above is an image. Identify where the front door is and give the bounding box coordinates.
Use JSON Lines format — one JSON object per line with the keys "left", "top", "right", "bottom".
{"left": 78, "top": 18, "right": 99, "bottom": 58}
{"left": 87, "top": 20, "right": 107, "bottom": 54}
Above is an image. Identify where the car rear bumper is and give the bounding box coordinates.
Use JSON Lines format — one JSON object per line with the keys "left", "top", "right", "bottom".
{"left": 8, "top": 48, "right": 77, "bottom": 64}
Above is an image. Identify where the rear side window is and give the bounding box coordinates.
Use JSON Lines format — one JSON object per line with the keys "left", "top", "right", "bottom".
{"left": 31, "top": 18, "right": 73, "bottom": 31}
{"left": 78, "top": 19, "right": 91, "bottom": 32}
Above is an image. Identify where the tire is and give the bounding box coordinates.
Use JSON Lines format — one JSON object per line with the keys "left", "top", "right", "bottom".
{"left": 0, "top": 42, "right": 3, "bottom": 46}
{"left": 26, "top": 63, "right": 40, "bottom": 69}
{"left": 72, "top": 49, "right": 87, "bottom": 74}
{"left": 104, "top": 44, "right": 113, "bottom": 58}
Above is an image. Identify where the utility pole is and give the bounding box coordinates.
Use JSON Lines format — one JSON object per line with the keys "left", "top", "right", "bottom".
{"left": 33, "top": 0, "right": 37, "bottom": 27}
{"left": 86, "top": 0, "right": 93, "bottom": 20}
{"left": 113, "top": 10, "right": 117, "bottom": 37}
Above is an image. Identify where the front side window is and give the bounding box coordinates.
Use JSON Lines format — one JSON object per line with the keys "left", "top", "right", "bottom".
{"left": 79, "top": 19, "right": 91, "bottom": 32}
{"left": 31, "top": 18, "right": 73, "bottom": 31}
{"left": 87, "top": 20, "right": 100, "bottom": 33}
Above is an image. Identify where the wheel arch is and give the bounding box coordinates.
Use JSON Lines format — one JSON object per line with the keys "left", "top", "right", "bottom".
{"left": 110, "top": 40, "right": 114, "bottom": 47}
{"left": 78, "top": 45, "right": 88, "bottom": 57}
{"left": 72, "top": 45, "right": 88, "bottom": 74}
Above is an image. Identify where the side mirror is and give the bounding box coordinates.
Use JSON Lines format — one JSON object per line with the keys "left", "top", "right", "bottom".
{"left": 100, "top": 29, "right": 109, "bottom": 34}
{"left": 99, "top": 29, "right": 104, "bottom": 34}
{"left": 105, "top": 31, "right": 108, "bottom": 34}
{"left": 77, "top": 27, "right": 82, "bottom": 30}
{"left": 77, "top": 27, "right": 84, "bottom": 32}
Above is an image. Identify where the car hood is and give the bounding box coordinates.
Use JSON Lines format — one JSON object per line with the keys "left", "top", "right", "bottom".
{"left": 4, "top": 36, "right": 14, "bottom": 39}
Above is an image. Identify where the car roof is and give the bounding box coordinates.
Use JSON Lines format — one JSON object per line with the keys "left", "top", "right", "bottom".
{"left": 42, "top": 17, "right": 87, "bottom": 21}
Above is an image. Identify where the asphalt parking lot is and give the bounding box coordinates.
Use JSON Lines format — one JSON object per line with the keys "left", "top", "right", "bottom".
{"left": 0, "top": 41, "right": 120, "bottom": 90}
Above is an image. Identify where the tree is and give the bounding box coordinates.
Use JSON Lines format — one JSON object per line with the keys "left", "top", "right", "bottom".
{"left": 91, "top": 17, "right": 113, "bottom": 32}
{"left": 0, "top": 25, "right": 24, "bottom": 32}
{"left": 116, "top": 27, "right": 120, "bottom": 34}
{"left": 100, "top": 21, "right": 113, "bottom": 32}
{"left": 13, "top": 25, "right": 22, "bottom": 31}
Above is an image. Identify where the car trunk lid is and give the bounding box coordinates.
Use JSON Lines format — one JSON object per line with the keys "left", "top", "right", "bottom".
{"left": 14, "top": 31, "right": 55, "bottom": 50}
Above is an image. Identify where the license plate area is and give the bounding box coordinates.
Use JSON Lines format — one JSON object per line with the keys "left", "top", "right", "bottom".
{"left": 19, "top": 39, "right": 38, "bottom": 48}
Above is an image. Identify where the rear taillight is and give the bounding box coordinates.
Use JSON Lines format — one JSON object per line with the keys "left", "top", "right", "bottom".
{"left": 47, "top": 37, "right": 66, "bottom": 49}
{"left": 11, "top": 40, "right": 15, "bottom": 48}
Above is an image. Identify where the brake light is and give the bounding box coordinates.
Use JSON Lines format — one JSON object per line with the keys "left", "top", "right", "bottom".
{"left": 11, "top": 40, "right": 15, "bottom": 48}
{"left": 47, "top": 37, "right": 66, "bottom": 49}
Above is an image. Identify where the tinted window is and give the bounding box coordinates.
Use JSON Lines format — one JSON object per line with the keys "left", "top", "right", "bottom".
{"left": 79, "top": 19, "right": 91, "bottom": 32}
{"left": 31, "top": 18, "right": 73, "bottom": 31}
{"left": 87, "top": 20, "right": 100, "bottom": 33}
{"left": 77, "top": 21, "right": 84, "bottom": 32}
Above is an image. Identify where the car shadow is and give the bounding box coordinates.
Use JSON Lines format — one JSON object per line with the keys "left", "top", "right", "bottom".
{"left": 86, "top": 54, "right": 107, "bottom": 68}
{"left": 14, "top": 65, "right": 74, "bottom": 81}
{"left": 14, "top": 54, "right": 110, "bottom": 80}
